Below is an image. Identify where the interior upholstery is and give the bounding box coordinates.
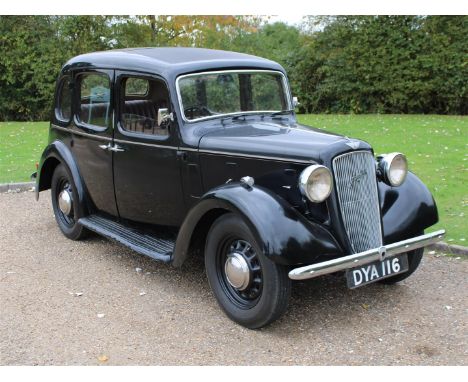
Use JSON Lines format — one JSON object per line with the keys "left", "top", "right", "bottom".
{"left": 121, "top": 79, "right": 170, "bottom": 136}
{"left": 122, "top": 100, "right": 158, "bottom": 133}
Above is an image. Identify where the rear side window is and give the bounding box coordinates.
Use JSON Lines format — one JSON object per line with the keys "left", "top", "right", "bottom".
{"left": 77, "top": 73, "right": 111, "bottom": 128}
{"left": 56, "top": 76, "right": 72, "bottom": 122}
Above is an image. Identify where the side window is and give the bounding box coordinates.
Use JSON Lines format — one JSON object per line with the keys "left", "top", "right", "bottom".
{"left": 125, "top": 78, "right": 149, "bottom": 96}
{"left": 120, "top": 76, "right": 170, "bottom": 137}
{"left": 56, "top": 76, "right": 72, "bottom": 122}
{"left": 77, "top": 73, "right": 111, "bottom": 128}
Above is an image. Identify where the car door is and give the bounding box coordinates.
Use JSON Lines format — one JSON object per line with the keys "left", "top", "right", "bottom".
{"left": 112, "top": 71, "right": 186, "bottom": 226}
{"left": 71, "top": 69, "right": 118, "bottom": 217}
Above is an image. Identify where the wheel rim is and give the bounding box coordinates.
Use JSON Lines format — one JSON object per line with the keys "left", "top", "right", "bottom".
{"left": 55, "top": 178, "right": 74, "bottom": 227}
{"left": 216, "top": 238, "right": 263, "bottom": 309}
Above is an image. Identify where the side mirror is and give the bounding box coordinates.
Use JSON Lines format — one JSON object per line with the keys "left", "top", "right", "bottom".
{"left": 157, "top": 108, "right": 173, "bottom": 127}
{"left": 292, "top": 96, "right": 300, "bottom": 108}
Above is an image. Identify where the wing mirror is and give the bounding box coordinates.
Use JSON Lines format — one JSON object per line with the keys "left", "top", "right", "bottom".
{"left": 292, "top": 96, "right": 300, "bottom": 108}
{"left": 157, "top": 108, "right": 174, "bottom": 128}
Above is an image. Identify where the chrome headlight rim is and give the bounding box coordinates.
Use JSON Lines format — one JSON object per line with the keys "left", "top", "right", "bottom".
{"left": 298, "top": 164, "right": 333, "bottom": 203}
{"left": 379, "top": 152, "right": 408, "bottom": 187}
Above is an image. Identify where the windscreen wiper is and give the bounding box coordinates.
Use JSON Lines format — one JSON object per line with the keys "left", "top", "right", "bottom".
{"left": 220, "top": 113, "right": 252, "bottom": 124}
{"left": 269, "top": 109, "right": 294, "bottom": 117}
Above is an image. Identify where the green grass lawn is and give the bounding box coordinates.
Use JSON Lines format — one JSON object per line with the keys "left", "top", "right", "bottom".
{"left": 1, "top": 115, "right": 466, "bottom": 245}
{"left": 0, "top": 121, "right": 49, "bottom": 184}
{"left": 297, "top": 114, "right": 467, "bottom": 246}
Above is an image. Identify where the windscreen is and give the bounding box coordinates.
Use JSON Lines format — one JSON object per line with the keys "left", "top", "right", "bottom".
{"left": 178, "top": 71, "right": 290, "bottom": 121}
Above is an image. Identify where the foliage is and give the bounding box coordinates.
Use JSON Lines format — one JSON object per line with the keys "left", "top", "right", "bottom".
{"left": 296, "top": 16, "right": 468, "bottom": 114}
{"left": 0, "top": 16, "right": 112, "bottom": 121}
{"left": 0, "top": 15, "right": 466, "bottom": 120}
{"left": 296, "top": 114, "right": 467, "bottom": 245}
{"left": 1, "top": 115, "right": 466, "bottom": 245}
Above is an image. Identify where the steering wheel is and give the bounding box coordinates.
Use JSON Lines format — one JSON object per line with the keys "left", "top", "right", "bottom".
{"left": 184, "top": 105, "right": 212, "bottom": 119}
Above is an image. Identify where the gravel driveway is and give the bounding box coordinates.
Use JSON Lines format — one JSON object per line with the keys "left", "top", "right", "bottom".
{"left": 1, "top": 190, "right": 466, "bottom": 365}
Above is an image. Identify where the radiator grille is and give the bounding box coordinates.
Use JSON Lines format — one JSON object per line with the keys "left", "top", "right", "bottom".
{"left": 333, "top": 151, "right": 383, "bottom": 253}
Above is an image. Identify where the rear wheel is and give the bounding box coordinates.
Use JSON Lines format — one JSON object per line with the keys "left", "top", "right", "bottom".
{"left": 51, "top": 164, "right": 88, "bottom": 240}
{"left": 205, "top": 213, "right": 291, "bottom": 329}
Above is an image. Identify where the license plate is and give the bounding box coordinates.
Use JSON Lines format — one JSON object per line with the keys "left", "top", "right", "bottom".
{"left": 346, "top": 253, "right": 409, "bottom": 289}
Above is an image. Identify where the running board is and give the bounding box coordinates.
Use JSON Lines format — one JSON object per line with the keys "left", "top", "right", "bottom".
{"left": 79, "top": 215, "right": 174, "bottom": 263}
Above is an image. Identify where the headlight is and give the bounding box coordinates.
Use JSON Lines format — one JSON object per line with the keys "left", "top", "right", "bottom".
{"left": 299, "top": 165, "right": 333, "bottom": 203}
{"left": 378, "top": 152, "right": 408, "bottom": 187}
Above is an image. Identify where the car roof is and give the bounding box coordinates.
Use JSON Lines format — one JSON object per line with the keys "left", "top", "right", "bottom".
{"left": 62, "top": 47, "right": 286, "bottom": 79}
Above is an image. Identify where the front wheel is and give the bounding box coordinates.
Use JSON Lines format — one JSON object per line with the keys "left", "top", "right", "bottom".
{"left": 205, "top": 213, "right": 291, "bottom": 329}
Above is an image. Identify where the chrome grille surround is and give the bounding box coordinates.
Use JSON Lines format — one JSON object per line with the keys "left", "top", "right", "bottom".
{"left": 333, "top": 151, "right": 383, "bottom": 253}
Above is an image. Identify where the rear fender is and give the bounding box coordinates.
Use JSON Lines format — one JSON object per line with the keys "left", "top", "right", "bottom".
{"left": 36, "top": 140, "right": 89, "bottom": 216}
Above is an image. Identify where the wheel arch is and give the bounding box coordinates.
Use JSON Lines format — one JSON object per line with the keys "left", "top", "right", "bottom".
{"left": 37, "top": 156, "right": 61, "bottom": 193}
{"left": 36, "top": 140, "right": 90, "bottom": 216}
{"left": 379, "top": 172, "right": 439, "bottom": 244}
{"left": 171, "top": 183, "right": 342, "bottom": 267}
{"left": 177, "top": 207, "right": 231, "bottom": 265}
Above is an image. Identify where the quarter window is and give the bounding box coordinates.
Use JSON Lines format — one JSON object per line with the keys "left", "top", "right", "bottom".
{"left": 125, "top": 78, "right": 149, "bottom": 96}
{"left": 56, "top": 76, "right": 72, "bottom": 122}
{"left": 120, "top": 76, "right": 170, "bottom": 137}
{"left": 78, "top": 73, "right": 111, "bottom": 128}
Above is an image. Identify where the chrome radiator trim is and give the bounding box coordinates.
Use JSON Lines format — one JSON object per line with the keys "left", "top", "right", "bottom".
{"left": 333, "top": 151, "right": 383, "bottom": 253}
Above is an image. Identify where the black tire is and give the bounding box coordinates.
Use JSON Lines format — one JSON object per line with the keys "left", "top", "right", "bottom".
{"left": 379, "top": 247, "right": 424, "bottom": 284}
{"left": 205, "top": 213, "right": 291, "bottom": 329}
{"left": 51, "top": 163, "right": 88, "bottom": 240}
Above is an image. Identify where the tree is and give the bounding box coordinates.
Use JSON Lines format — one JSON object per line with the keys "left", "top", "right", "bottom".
{"left": 1, "top": 15, "right": 466, "bottom": 120}
{"left": 296, "top": 15, "right": 468, "bottom": 114}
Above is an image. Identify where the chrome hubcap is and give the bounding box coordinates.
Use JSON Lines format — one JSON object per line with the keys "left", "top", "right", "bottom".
{"left": 58, "top": 189, "right": 72, "bottom": 216}
{"left": 225, "top": 252, "right": 251, "bottom": 291}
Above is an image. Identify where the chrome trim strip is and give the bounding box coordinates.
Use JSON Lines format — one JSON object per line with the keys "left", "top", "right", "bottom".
{"left": 51, "top": 124, "right": 112, "bottom": 142}
{"left": 113, "top": 138, "right": 179, "bottom": 150}
{"left": 51, "top": 124, "right": 310, "bottom": 162}
{"left": 52, "top": 124, "right": 180, "bottom": 150}
{"left": 198, "top": 149, "right": 313, "bottom": 164}
{"left": 175, "top": 69, "right": 293, "bottom": 124}
{"left": 288, "top": 230, "right": 446, "bottom": 281}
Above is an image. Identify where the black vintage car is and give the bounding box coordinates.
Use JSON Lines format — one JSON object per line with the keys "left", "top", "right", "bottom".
{"left": 34, "top": 47, "right": 445, "bottom": 328}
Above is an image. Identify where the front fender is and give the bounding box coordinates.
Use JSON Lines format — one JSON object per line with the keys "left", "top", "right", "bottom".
{"left": 172, "top": 182, "right": 342, "bottom": 267}
{"left": 379, "top": 172, "right": 439, "bottom": 243}
{"left": 36, "top": 140, "right": 90, "bottom": 216}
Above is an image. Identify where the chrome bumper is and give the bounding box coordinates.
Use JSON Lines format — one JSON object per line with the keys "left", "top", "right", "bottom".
{"left": 288, "top": 230, "right": 445, "bottom": 281}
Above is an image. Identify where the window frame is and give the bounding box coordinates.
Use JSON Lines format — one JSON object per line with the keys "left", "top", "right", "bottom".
{"left": 116, "top": 72, "right": 172, "bottom": 141}
{"left": 74, "top": 70, "right": 113, "bottom": 133}
{"left": 54, "top": 75, "right": 73, "bottom": 125}
{"left": 175, "top": 69, "right": 293, "bottom": 124}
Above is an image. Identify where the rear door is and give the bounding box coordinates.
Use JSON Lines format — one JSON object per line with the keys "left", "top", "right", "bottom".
{"left": 71, "top": 69, "right": 118, "bottom": 216}
{"left": 112, "top": 71, "right": 186, "bottom": 226}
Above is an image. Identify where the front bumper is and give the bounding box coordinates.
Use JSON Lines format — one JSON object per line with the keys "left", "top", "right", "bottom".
{"left": 288, "top": 229, "right": 445, "bottom": 280}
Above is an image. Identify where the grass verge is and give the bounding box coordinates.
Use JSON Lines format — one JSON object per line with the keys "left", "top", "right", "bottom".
{"left": 297, "top": 114, "right": 467, "bottom": 246}
{"left": 1, "top": 115, "right": 466, "bottom": 245}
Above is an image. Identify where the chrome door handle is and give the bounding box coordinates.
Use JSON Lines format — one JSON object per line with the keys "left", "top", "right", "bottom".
{"left": 108, "top": 144, "right": 125, "bottom": 152}
{"left": 98, "top": 144, "right": 110, "bottom": 150}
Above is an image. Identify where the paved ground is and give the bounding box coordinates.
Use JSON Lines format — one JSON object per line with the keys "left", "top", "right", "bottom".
{"left": 0, "top": 190, "right": 467, "bottom": 365}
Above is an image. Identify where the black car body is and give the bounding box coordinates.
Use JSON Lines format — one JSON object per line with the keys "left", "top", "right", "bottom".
{"left": 35, "top": 48, "right": 445, "bottom": 328}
